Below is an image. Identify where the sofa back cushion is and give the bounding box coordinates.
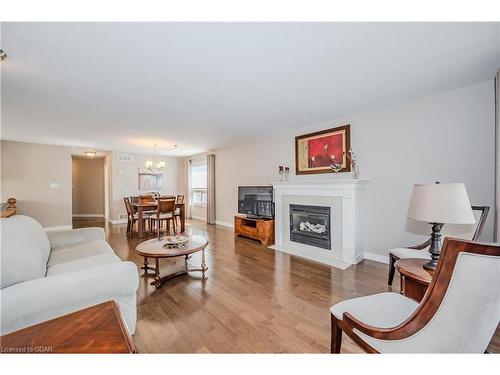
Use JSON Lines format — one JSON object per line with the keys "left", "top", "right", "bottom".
{"left": 1, "top": 215, "right": 51, "bottom": 289}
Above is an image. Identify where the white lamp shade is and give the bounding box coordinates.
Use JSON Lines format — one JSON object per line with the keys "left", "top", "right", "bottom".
{"left": 407, "top": 183, "right": 475, "bottom": 224}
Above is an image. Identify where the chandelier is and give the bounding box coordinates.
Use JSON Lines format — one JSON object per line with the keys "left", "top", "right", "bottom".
{"left": 145, "top": 143, "right": 178, "bottom": 172}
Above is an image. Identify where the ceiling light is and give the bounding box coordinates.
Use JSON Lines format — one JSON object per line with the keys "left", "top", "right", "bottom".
{"left": 145, "top": 143, "right": 177, "bottom": 172}
{"left": 0, "top": 49, "right": 6, "bottom": 61}
{"left": 84, "top": 150, "right": 97, "bottom": 158}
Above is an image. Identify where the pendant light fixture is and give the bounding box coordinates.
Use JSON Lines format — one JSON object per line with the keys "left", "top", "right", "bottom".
{"left": 145, "top": 143, "right": 178, "bottom": 172}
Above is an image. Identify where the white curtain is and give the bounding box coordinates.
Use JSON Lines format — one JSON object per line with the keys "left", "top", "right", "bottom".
{"left": 495, "top": 70, "right": 499, "bottom": 241}
{"left": 207, "top": 153, "right": 216, "bottom": 224}
{"left": 186, "top": 158, "right": 192, "bottom": 219}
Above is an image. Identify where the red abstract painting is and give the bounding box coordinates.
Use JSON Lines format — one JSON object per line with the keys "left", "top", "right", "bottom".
{"left": 307, "top": 133, "right": 344, "bottom": 168}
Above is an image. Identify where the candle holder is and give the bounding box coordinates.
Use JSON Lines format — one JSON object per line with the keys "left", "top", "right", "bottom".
{"left": 284, "top": 167, "right": 290, "bottom": 182}
{"left": 278, "top": 166, "right": 285, "bottom": 182}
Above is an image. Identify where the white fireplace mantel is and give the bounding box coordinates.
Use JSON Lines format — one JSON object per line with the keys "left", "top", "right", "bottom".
{"left": 270, "top": 179, "right": 370, "bottom": 269}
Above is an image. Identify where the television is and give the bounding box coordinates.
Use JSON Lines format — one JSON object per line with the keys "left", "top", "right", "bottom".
{"left": 238, "top": 186, "right": 274, "bottom": 219}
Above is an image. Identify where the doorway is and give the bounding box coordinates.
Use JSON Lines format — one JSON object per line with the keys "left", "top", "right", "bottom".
{"left": 71, "top": 156, "right": 105, "bottom": 225}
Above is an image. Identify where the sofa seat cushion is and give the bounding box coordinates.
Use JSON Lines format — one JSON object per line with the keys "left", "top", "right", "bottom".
{"left": 1, "top": 215, "right": 51, "bottom": 289}
{"left": 47, "top": 239, "right": 114, "bottom": 267}
{"left": 46, "top": 253, "right": 121, "bottom": 276}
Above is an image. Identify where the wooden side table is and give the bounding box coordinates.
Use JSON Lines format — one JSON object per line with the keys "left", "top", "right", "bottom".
{"left": 395, "top": 258, "right": 434, "bottom": 302}
{"left": 0, "top": 301, "right": 137, "bottom": 353}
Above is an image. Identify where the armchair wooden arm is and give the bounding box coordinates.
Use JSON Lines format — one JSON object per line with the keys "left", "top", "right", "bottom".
{"left": 406, "top": 238, "right": 431, "bottom": 250}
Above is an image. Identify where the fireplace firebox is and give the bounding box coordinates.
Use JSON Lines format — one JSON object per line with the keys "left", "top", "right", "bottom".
{"left": 289, "top": 204, "right": 331, "bottom": 250}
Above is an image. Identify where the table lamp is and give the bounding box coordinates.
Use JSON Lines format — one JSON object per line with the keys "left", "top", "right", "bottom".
{"left": 407, "top": 182, "right": 475, "bottom": 270}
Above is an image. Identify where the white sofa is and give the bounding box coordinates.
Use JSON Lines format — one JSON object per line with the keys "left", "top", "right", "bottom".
{"left": 0, "top": 215, "right": 139, "bottom": 335}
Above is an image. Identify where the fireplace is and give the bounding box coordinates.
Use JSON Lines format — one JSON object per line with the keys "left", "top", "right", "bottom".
{"left": 289, "top": 204, "right": 331, "bottom": 250}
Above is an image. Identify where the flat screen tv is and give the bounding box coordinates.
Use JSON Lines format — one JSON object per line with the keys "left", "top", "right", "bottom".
{"left": 238, "top": 186, "right": 274, "bottom": 219}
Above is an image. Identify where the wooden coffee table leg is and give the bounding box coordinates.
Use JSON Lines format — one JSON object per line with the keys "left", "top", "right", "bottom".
{"left": 140, "top": 256, "right": 156, "bottom": 275}
{"left": 154, "top": 258, "right": 160, "bottom": 288}
{"left": 201, "top": 248, "right": 207, "bottom": 278}
{"left": 143, "top": 257, "right": 149, "bottom": 275}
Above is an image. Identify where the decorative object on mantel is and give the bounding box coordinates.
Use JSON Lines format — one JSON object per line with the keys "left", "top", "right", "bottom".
{"left": 278, "top": 166, "right": 291, "bottom": 181}
{"left": 330, "top": 157, "right": 343, "bottom": 174}
{"left": 344, "top": 148, "right": 359, "bottom": 179}
{"left": 407, "top": 182, "right": 475, "bottom": 270}
{"left": 295, "top": 124, "right": 351, "bottom": 175}
{"left": 0, "top": 49, "right": 6, "bottom": 61}
{"left": 284, "top": 166, "right": 290, "bottom": 181}
{"left": 145, "top": 143, "right": 178, "bottom": 172}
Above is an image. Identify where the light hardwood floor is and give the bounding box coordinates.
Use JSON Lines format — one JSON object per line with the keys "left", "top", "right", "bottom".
{"left": 74, "top": 217, "right": 499, "bottom": 353}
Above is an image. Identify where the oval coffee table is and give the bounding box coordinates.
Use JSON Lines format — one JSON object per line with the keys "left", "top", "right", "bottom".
{"left": 136, "top": 235, "right": 209, "bottom": 288}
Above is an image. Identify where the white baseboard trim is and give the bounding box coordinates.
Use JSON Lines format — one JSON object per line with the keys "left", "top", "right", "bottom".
{"left": 362, "top": 251, "right": 389, "bottom": 264}
{"left": 215, "top": 220, "right": 234, "bottom": 228}
{"left": 109, "top": 219, "right": 128, "bottom": 225}
{"left": 191, "top": 215, "right": 207, "bottom": 222}
{"left": 72, "top": 214, "right": 105, "bottom": 218}
{"left": 44, "top": 225, "right": 73, "bottom": 232}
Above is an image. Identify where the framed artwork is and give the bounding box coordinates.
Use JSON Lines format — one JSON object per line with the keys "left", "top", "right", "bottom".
{"left": 138, "top": 170, "right": 163, "bottom": 191}
{"left": 295, "top": 124, "right": 351, "bottom": 175}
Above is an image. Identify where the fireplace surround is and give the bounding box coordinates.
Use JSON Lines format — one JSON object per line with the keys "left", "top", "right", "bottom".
{"left": 271, "top": 179, "right": 369, "bottom": 268}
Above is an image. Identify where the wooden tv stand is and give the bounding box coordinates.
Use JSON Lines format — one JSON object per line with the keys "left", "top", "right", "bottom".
{"left": 234, "top": 215, "right": 275, "bottom": 246}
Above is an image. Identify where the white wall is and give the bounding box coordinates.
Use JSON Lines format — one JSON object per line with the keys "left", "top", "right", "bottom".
{"left": 110, "top": 151, "right": 185, "bottom": 222}
{"left": 215, "top": 81, "right": 495, "bottom": 257}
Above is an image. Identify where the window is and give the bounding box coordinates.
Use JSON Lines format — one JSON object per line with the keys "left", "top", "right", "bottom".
{"left": 190, "top": 163, "right": 207, "bottom": 206}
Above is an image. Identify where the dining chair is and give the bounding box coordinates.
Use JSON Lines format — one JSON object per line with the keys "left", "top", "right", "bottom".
{"left": 174, "top": 194, "right": 185, "bottom": 227}
{"left": 123, "top": 197, "right": 151, "bottom": 237}
{"left": 151, "top": 197, "right": 177, "bottom": 237}
{"left": 331, "top": 238, "right": 500, "bottom": 353}
{"left": 388, "top": 205, "right": 489, "bottom": 285}
{"left": 138, "top": 194, "right": 155, "bottom": 205}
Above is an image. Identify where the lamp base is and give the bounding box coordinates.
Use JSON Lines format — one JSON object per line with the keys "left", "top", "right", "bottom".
{"left": 423, "top": 258, "right": 438, "bottom": 271}
{"left": 424, "top": 222, "right": 444, "bottom": 271}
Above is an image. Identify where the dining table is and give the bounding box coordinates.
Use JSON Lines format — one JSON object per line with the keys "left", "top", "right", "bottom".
{"left": 132, "top": 199, "right": 186, "bottom": 238}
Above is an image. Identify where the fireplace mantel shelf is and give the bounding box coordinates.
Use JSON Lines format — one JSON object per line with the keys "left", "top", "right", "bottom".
{"left": 270, "top": 178, "right": 370, "bottom": 187}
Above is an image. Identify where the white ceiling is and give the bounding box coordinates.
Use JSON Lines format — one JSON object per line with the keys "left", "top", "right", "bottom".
{"left": 1, "top": 22, "right": 499, "bottom": 156}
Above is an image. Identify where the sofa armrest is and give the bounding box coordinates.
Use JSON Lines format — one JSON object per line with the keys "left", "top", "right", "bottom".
{"left": 0, "top": 261, "right": 139, "bottom": 335}
{"left": 46, "top": 227, "right": 105, "bottom": 248}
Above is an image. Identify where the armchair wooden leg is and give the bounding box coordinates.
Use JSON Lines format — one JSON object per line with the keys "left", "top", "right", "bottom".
{"left": 388, "top": 254, "right": 397, "bottom": 286}
{"left": 331, "top": 314, "right": 342, "bottom": 354}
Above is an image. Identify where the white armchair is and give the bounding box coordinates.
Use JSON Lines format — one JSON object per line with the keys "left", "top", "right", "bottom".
{"left": 331, "top": 238, "right": 500, "bottom": 353}
{"left": 1, "top": 215, "right": 139, "bottom": 335}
